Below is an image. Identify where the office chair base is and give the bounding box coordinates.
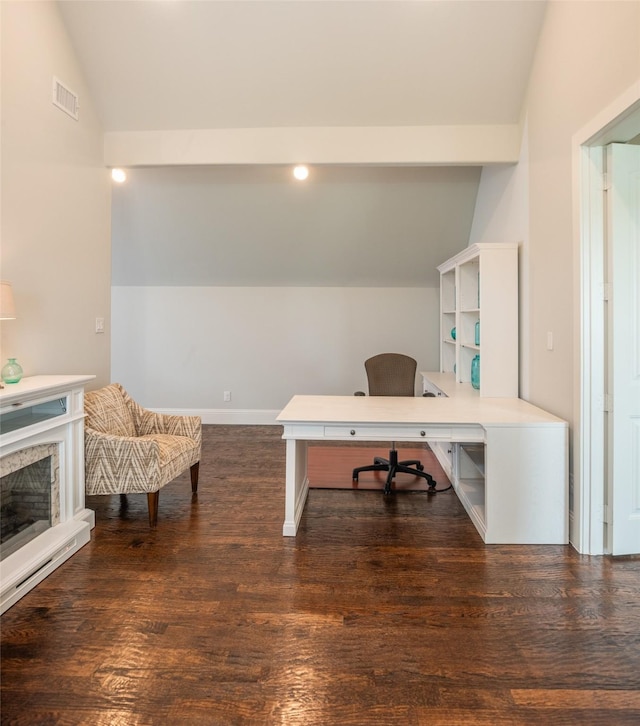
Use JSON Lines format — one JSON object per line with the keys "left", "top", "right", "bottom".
{"left": 352, "top": 449, "right": 437, "bottom": 495}
{"left": 373, "top": 456, "right": 423, "bottom": 469}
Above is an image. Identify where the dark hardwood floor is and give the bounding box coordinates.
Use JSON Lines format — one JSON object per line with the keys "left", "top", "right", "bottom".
{"left": 1, "top": 425, "right": 639, "bottom": 725}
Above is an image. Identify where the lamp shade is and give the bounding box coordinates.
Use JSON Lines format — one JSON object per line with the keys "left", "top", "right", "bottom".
{"left": 0, "top": 281, "right": 16, "bottom": 320}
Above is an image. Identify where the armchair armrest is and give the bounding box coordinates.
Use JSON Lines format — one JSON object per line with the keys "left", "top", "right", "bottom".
{"left": 84, "top": 428, "right": 162, "bottom": 493}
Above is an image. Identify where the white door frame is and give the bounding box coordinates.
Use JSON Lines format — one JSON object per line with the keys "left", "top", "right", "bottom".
{"left": 573, "top": 81, "right": 640, "bottom": 555}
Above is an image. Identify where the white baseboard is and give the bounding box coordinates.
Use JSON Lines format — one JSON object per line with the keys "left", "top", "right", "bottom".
{"left": 152, "top": 408, "right": 282, "bottom": 425}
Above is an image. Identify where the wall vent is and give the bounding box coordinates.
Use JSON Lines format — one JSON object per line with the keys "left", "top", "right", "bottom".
{"left": 52, "top": 77, "right": 79, "bottom": 120}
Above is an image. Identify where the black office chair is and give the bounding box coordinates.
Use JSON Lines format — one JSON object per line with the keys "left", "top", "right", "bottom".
{"left": 352, "top": 353, "right": 437, "bottom": 495}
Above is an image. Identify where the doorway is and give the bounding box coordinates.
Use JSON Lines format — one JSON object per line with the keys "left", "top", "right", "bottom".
{"left": 576, "top": 88, "right": 640, "bottom": 555}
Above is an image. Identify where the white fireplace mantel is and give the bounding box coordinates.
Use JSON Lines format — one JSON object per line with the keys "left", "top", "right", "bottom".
{"left": 0, "top": 375, "right": 95, "bottom": 614}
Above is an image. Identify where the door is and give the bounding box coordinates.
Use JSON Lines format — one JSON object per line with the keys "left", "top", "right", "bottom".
{"left": 606, "top": 143, "right": 640, "bottom": 555}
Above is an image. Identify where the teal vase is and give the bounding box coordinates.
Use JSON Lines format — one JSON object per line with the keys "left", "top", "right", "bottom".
{"left": 1, "top": 358, "right": 23, "bottom": 384}
{"left": 475, "top": 320, "right": 480, "bottom": 346}
{"left": 471, "top": 355, "right": 480, "bottom": 390}
{"left": 451, "top": 327, "right": 456, "bottom": 341}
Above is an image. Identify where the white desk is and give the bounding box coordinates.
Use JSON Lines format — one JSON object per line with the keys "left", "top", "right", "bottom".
{"left": 276, "top": 380, "right": 568, "bottom": 544}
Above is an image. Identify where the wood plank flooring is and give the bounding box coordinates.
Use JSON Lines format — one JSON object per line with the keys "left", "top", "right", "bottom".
{"left": 1, "top": 424, "right": 640, "bottom": 725}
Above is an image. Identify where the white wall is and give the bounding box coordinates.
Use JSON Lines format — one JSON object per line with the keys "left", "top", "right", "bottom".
{"left": 467, "top": 118, "right": 530, "bottom": 399}
{"left": 0, "top": 2, "right": 111, "bottom": 388}
{"left": 469, "top": 1, "right": 640, "bottom": 432}
{"left": 524, "top": 0, "right": 640, "bottom": 424}
{"left": 111, "top": 286, "right": 439, "bottom": 420}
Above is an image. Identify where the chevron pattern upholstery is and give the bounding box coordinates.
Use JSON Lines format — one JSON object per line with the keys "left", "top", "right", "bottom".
{"left": 84, "top": 383, "right": 201, "bottom": 526}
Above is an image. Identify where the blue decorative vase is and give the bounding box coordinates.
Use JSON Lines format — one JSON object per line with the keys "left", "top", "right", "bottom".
{"left": 451, "top": 327, "right": 456, "bottom": 340}
{"left": 475, "top": 320, "right": 480, "bottom": 346}
{"left": 1, "top": 358, "right": 23, "bottom": 384}
{"left": 471, "top": 355, "right": 480, "bottom": 390}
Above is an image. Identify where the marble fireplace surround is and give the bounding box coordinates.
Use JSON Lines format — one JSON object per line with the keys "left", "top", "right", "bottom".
{"left": 0, "top": 375, "right": 95, "bottom": 614}
{"left": 1, "top": 443, "right": 60, "bottom": 559}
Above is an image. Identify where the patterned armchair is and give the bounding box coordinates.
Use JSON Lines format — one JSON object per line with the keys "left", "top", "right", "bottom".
{"left": 84, "top": 383, "right": 201, "bottom": 526}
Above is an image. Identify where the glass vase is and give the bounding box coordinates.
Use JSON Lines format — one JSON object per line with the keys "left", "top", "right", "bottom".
{"left": 471, "top": 354, "right": 480, "bottom": 390}
{"left": 1, "top": 357, "right": 23, "bottom": 384}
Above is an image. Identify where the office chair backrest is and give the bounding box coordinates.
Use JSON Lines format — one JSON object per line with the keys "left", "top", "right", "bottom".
{"left": 364, "top": 353, "right": 417, "bottom": 397}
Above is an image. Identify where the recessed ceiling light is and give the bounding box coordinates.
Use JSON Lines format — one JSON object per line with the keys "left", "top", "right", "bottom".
{"left": 293, "top": 165, "right": 309, "bottom": 181}
{"left": 111, "top": 168, "right": 127, "bottom": 183}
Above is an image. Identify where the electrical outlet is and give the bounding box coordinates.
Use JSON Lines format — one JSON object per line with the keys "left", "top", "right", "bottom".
{"left": 223, "top": 391, "right": 231, "bottom": 402}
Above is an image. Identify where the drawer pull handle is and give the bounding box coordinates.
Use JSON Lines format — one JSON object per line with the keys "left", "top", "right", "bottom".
{"left": 350, "top": 430, "right": 356, "bottom": 436}
{"left": 420, "top": 430, "right": 426, "bottom": 437}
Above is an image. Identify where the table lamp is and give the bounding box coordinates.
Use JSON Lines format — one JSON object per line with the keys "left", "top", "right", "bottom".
{"left": 0, "top": 281, "right": 16, "bottom": 320}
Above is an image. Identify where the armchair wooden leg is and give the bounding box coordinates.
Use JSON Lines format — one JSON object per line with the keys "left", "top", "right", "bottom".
{"left": 147, "top": 491, "right": 159, "bottom": 527}
{"left": 190, "top": 462, "right": 199, "bottom": 493}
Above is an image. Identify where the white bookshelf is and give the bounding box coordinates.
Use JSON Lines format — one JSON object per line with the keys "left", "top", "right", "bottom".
{"left": 437, "top": 242, "right": 519, "bottom": 398}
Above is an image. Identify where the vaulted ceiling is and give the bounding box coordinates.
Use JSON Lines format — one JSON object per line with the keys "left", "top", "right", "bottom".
{"left": 57, "top": 1, "right": 548, "bottom": 286}
{"left": 58, "top": 0, "right": 546, "bottom": 132}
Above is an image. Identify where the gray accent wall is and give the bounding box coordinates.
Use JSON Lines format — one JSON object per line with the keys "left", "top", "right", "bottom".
{"left": 110, "top": 166, "right": 466, "bottom": 413}
{"left": 111, "top": 165, "right": 480, "bottom": 288}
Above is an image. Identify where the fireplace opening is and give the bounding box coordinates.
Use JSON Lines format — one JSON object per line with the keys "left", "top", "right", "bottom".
{"left": 0, "top": 445, "right": 60, "bottom": 561}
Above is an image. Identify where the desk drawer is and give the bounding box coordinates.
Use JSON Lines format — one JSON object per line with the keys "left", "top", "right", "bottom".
{"left": 325, "top": 425, "right": 451, "bottom": 440}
